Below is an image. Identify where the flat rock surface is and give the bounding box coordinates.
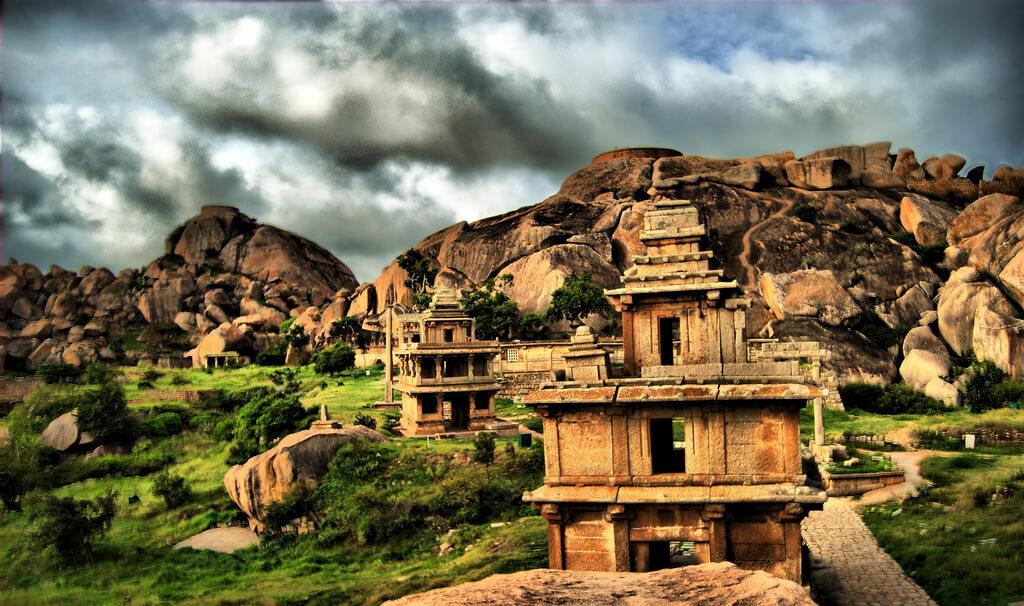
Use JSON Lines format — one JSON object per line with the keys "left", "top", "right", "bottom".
{"left": 173, "top": 527, "right": 260, "bottom": 554}
{"left": 385, "top": 562, "right": 814, "bottom": 605}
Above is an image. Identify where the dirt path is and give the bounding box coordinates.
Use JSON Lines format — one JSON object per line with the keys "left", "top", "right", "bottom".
{"left": 173, "top": 527, "right": 260, "bottom": 554}
{"left": 736, "top": 194, "right": 797, "bottom": 288}
{"left": 856, "top": 449, "right": 949, "bottom": 505}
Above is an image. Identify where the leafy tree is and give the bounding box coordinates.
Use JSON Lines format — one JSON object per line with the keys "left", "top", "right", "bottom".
{"left": 282, "top": 321, "right": 309, "bottom": 349}
{"left": 151, "top": 472, "right": 191, "bottom": 508}
{"left": 460, "top": 274, "right": 520, "bottom": 340}
{"left": 36, "top": 363, "right": 83, "bottom": 384}
{"left": 962, "top": 360, "right": 1006, "bottom": 412}
{"left": 397, "top": 248, "right": 439, "bottom": 310}
{"left": 227, "top": 392, "right": 311, "bottom": 464}
{"left": 75, "top": 382, "right": 137, "bottom": 443}
{"left": 793, "top": 203, "right": 818, "bottom": 223}
{"left": 313, "top": 343, "right": 356, "bottom": 376}
{"left": 543, "top": 270, "right": 612, "bottom": 328}
{"left": 519, "top": 312, "right": 548, "bottom": 341}
{"left": 472, "top": 432, "right": 496, "bottom": 466}
{"left": 84, "top": 362, "right": 117, "bottom": 385}
{"left": 32, "top": 490, "right": 118, "bottom": 567}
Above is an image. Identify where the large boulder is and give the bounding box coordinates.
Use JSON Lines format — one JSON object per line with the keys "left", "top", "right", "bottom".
{"left": 19, "top": 318, "right": 52, "bottom": 340}
{"left": 62, "top": 341, "right": 99, "bottom": 367}
{"left": 892, "top": 148, "right": 925, "bottom": 179}
{"left": 137, "top": 282, "right": 183, "bottom": 324}
{"left": 501, "top": 244, "right": 622, "bottom": 315}
{"left": 40, "top": 411, "right": 91, "bottom": 452}
{"left": 937, "top": 267, "right": 1018, "bottom": 355}
{"left": 802, "top": 142, "right": 890, "bottom": 181}
{"left": 191, "top": 322, "right": 251, "bottom": 366}
{"left": 925, "top": 377, "right": 961, "bottom": 407}
{"left": 900, "top": 194, "right": 957, "bottom": 247}
{"left": 44, "top": 291, "right": 78, "bottom": 317}
{"left": 224, "top": 426, "right": 389, "bottom": 531}
{"left": 860, "top": 166, "right": 905, "bottom": 189}
{"left": 902, "top": 326, "right": 948, "bottom": 358}
{"left": 922, "top": 154, "right": 966, "bottom": 180}
{"left": 947, "top": 193, "right": 1022, "bottom": 247}
{"left": 874, "top": 284, "right": 935, "bottom": 329}
{"left": 783, "top": 158, "right": 851, "bottom": 190}
{"left": 759, "top": 270, "right": 860, "bottom": 326}
{"left": 239, "top": 297, "right": 288, "bottom": 329}
{"left": 972, "top": 306, "right": 1024, "bottom": 378}
{"left": 900, "top": 349, "right": 951, "bottom": 391}
{"left": 385, "top": 562, "right": 815, "bottom": 606}
{"left": 946, "top": 194, "right": 1024, "bottom": 309}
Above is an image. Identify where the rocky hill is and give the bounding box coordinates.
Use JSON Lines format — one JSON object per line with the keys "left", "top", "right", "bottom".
{"left": 0, "top": 205, "right": 358, "bottom": 370}
{"left": 352, "top": 143, "right": 1024, "bottom": 386}
{"left": 2, "top": 143, "right": 1022, "bottom": 390}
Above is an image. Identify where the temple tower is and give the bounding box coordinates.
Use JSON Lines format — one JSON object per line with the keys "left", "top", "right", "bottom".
{"left": 396, "top": 290, "right": 501, "bottom": 436}
{"left": 522, "top": 199, "right": 827, "bottom": 583}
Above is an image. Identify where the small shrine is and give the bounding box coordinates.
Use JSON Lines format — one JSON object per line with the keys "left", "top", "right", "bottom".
{"left": 395, "top": 290, "right": 503, "bottom": 436}
{"left": 522, "top": 199, "right": 827, "bottom": 583}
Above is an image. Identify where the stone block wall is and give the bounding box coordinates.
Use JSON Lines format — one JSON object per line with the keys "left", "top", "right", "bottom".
{"left": 137, "top": 389, "right": 221, "bottom": 403}
{"left": 0, "top": 376, "right": 45, "bottom": 406}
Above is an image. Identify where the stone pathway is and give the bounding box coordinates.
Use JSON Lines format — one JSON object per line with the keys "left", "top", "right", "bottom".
{"left": 802, "top": 499, "right": 937, "bottom": 606}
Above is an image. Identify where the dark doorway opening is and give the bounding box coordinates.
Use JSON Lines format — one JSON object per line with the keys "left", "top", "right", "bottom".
{"left": 650, "top": 418, "right": 685, "bottom": 473}
{"left": 444, "top": 393, "right": 470, "bottom": 430}
{"left": 659, "top": 317, "right": 679, "bottom": 365}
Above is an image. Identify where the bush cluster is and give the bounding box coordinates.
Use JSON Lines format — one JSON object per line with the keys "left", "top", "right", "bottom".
{"left": 312, "top": 343, "right": 356, "bottom": 376}
{"left": 31, "top": 491, "right": 118, "bottom": 567}
{"left": 839, "top": 382, "right": 944, "bottom": 415}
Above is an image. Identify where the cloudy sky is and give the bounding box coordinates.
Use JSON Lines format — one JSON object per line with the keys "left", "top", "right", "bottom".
{"left": 3, "top": 0, "right": 1022, "bottom": 282}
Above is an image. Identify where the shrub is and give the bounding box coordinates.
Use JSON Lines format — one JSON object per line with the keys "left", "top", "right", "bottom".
{"left": 75, "top": 382, "right": 137, "bottom": 443}
{"left": 139, "top": 366, "right": 163, "bottom": 382}
{"left": 36, "top": 363, "right": 82, "bottom": 384}
{"left": 188, "top": 410, "right": 222, "bottom": 432}
{"left": 151, "top": 472, "right": 191, "bottom": 508}
{"left": 256, "top": 352, "right": 286, "bottom": 366}
{"left": 993, "top": 379, "right": 1024, "bottom": 406}
{"left": 32, "top": 490, "right": 118, "bottom": 567}
{"left": 962, "top": 360, "right": 1006, "bottom": 412}
{"left": 312, "top": 343, "right": 356, "bottom": 376}
{"left": 839, "top": 382, "right": 885, "bottom": 411}
{"left": 873, "top": 383, "right": 944, "bottom": 415}
{"left": 227, "top": 393, "right": 312, "bottom": 464}
{"left": 169, "top": 373, "right": 191, "bottom": 386}
{"left": 473, "top": 432, "right": 496, "bottom": 466}
{"left": 84, "top": 362, "right": 117, "bottom": 385}
{"left": 354, "top": 412, "right": 377, "bottom": 430}
{"left": 217, "top": 386, "right": 272, "bottom": 412}
{"left": 137, "top": 380, "right": 154, "bottom": 390}
{"left": 794, "top": 203, "right": 817, "bottom": 223}
{"left": 212, "top": 416, "right": 236, "bottom": 442}
{"left": 73, "top": 311, "right": 92, "bottom": 327}
{"left": 141, "top": 412, "right": 183, "bottom": 437}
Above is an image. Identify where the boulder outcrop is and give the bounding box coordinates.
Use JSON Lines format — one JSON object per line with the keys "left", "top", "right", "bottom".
{"left": 937, "top": 267, "right": 1018, "bottom": 356}
{"left": 900, "top": 194, "right": 956, "bottom": 247}
{"left": 900, "top": 349, "right": 951, "bottom": 391}
{"left": 384, "top": 562, "right": 815, "bottom": 606}
{"left": 760, "top": 270, "right": 860, "bottom": 326}
{"left": 224, "top": 426, "right": 389, "bottom": 531}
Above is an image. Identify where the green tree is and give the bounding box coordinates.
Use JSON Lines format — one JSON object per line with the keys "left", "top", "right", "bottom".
{"left": 543, "top": 270, "right": 612, "bottom": 328}
{"left": 460, "top": 274, "right": 520, "bottom": 340}
{"left": 36, "top": 363, "right": 82, "bottom": 384}
{"left": 32, "top": 490, "right": 118, "bottom": 567}
{"left": 228, "top": 393, "right": 311, "bottom": 464}
{"left": 312, "top": 343, "right": 356, "bottom": 376}
{"left": 331, "top": 316, "right": 361, "bottom": 344}
{"left": 962, "top": 360, "right": 1006, "bottom": 412}
{"left": 151, "top": 472, "right": 191, "bottom": 508}
{"left": 397, "top": 248, "right": 439, "bottom": 310}
{"left": 472, "top": 432, "right": 496, "bottom": 466}
{"left": 75, "top": 382, "right": 136, "bottom": 443}
{"left": 519, "top": 312, "right": 548, "bottom": 341}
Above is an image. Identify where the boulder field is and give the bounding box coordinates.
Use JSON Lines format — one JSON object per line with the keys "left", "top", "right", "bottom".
{"left": 2, "top": 142, "right": 1022, "bottom": 385}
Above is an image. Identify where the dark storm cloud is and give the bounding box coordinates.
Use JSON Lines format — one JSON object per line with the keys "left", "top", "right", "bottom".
{"left": 157, "top": 4, "right": 595, "bottom": 178}
{"left": 3, "top": 0, "right": 1022, "bottom": 280}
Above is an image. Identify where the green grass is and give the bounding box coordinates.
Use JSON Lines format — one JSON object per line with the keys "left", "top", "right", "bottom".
{"left": 1, "top": 363, "right": 548, "bottom": 605}
{"left": 799, "top": 405, "right": 1024, "bottom": 448}
{"left": 824, "top": 447, "right": 898, "bottom": 475}
{"left": 861, "top": 452, "right": 1024, "bottom": 606}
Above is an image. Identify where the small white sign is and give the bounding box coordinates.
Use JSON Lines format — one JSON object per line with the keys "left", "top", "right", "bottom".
{"left": 965, "top": 434, "right": 976, "bottom": 449}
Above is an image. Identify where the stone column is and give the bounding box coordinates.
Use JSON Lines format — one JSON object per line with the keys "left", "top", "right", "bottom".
{"left": 814, "top": 398, "right": 825, "bottom": 447}
{"left": 385, "top": 307, "right": 394, "bottom": 404}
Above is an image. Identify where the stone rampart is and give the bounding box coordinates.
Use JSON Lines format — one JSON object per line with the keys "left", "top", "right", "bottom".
{"left": 138, "top": 389, "right": 221, "bottom": 403}
{"left": 0, "top": 376, "right": 45, "bottom": 408}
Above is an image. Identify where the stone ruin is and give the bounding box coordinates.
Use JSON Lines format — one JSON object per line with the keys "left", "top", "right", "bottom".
{"left": 522, "top": 198, "right": 827, "bottom": 583}
{"left": 395, "top": 290, "right": 515, "bottom": 437}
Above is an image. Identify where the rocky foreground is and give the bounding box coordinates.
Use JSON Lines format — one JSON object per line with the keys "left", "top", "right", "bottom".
{"left": 384, "top": 562, "right": 815, "bottom": 606}
{"left": 2, "top": 142, "right": 1022, "bottom": 386}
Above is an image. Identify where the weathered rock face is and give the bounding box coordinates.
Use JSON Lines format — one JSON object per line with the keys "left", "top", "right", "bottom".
{"left": 783, "top": 158, "right": 851, "bottom": 190}
{"left": 224, "top": 426, "right": 389, "bottom": 530}
{"left": 501, "top": 244, "right": 622, "bottom": 315}
{"left": 902, "top": 325, "right": 948, "bottom": 358}
{"left": 925, "top": 377, "right": 961, "bottom": 407}
{"left": 384, "top": 562, "right": 815, "bottom": 606}
{"left": 972, "top": 306, "right": 1024, "bottom": 378}
{"left": 900, "top": 349, "right": 951, "bottom": 391}
{"left": 760, "top": 270, "right": 860, "bottom": 326}
{"left": 937, "top": 267, "right": 1018, "bottom": 356}
{"left": 764, "top": 319, "right": 897, "bottom": 385}
{"left": 893, "top": 148, "right": 926, "bottom": 179}
{"left": 875, "top": 284, "right": 935, "bottom": 329}
{"left": 189, "top": 322, "right": 252, "bottom": 366}
{"left": 900, "top": 194, "right": 956, "bottom": 247}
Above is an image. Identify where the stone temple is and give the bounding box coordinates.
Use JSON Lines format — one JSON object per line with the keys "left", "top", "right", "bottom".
{"left": 522, "top": 198, "right": 827, "bottom": 583}
{"left": 396, "top": 290, "right": 502, "bottom": 436}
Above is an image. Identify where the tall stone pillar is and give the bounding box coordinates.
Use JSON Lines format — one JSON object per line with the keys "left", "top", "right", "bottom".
{"left": 814, "top": 398, "right": 825, "bottom": 446}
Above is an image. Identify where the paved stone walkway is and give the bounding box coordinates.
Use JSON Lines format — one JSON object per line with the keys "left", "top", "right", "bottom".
{"left": 802, "top": 499, "right": 937, "bottom": 606}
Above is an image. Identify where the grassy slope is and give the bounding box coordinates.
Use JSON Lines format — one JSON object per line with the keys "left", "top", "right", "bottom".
{"left": 0, "top": 364, "right": 546, "bottom": 605}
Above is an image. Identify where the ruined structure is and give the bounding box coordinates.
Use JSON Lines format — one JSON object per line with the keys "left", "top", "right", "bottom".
{"left": 395, "top": 290, "right": 502, "bottom": 436}
{"left": 523, "top": 198, "right": 827, "bottom": 583}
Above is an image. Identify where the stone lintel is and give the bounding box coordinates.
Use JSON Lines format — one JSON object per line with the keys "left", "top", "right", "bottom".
{"left": 604, "top": 281, "right": 739, "bottom": 298}
{"left": 639, "top": 225, "right": 707, "bottom": 241}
